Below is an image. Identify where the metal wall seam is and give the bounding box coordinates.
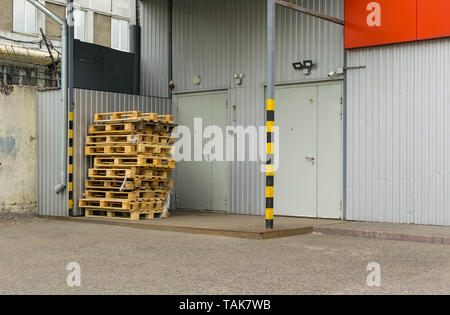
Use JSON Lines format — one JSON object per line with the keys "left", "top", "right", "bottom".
{"left": 229, "top": 85, "right": 266, "bottom": 216}
{"left": 347, "top": 38, "right": 450, "bottom": 226}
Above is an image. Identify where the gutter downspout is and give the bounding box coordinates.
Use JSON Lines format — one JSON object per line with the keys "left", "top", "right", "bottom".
{"left": 26, "top": 0, "right": 68, "bottom": 194}
{"left": 130, "top": 0, "right": 141, "bottom": 95}
{"left": 168, "top": 0, "right": 173, "bottom": 99}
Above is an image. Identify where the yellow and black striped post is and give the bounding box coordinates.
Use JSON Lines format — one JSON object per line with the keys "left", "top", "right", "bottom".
{"left": 68, "top": 111, "right": 74, "bottom": 216}
{"left": 266, "top": 99, "right": 275, "bottom": 229}
{"left": 266, "top": 0, "right": 275, "bottom": 229}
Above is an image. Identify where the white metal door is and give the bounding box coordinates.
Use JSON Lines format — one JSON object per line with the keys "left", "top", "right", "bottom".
{"left": 317, "top": 84, "right": 343, "bottom": 218}
{"left": 176, "top": 91, "right": 228, "bottom": 211}
{"left": 275, "top": 85, "right": 318, "bottom": 217}
{"left": 275, "top": 83, "right": 342, "bottom": 218}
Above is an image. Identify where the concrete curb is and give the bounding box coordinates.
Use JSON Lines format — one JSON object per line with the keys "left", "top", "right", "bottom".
{"left": 40, "top": 216, "right": 313, "bottom": 240}
{"left": 313, "top": 225, "right": 450, "bottom": 245}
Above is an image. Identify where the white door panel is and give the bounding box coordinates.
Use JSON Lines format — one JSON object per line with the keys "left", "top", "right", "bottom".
{"left": 275, "top": 83, "right": 343, "bottom": 218}
{"left": 211, "top": 93, "right": 229, "bottom": 211}
{"left": 176, "top": 92, "right": 228, "bottom": 211}
{"left": 275, "top": 86, "right": 318, "bottom": 217}
{"left": 177, "top": 95, "right": 213, "bottom": 210}
{"left": 318, "top": 84, "right": 343, "bottom": 218}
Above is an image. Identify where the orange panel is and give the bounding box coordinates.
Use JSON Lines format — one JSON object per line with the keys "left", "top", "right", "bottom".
{"left": 417, "top": 0, "right": 450, "bottom": 40}
{"left": 345, "top": 0, "right": 417, "bottom": 49}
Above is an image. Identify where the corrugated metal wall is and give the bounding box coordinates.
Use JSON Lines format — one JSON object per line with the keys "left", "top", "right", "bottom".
{"left": 347, "top": 38, "right": 450, "bottom": 226}
{"left": 141, "top": 0, "right": 170, "bottom": 98}
{"left": 37, "top": 89, "right": 67, "bottom": 217}
{"left": 141, "top": 0, "right": 344, "bottom": 216}
{"left": 37, "top": 89, "right": 172, "bottom": 217}
{"left": 72, "top": 89, "right": 172, "bottom": 216}
{"left": 141, "top": 0, "right": 344, "bottom": 93}
{"left": 171, "top": 0, "right": 344, "bottom": 91}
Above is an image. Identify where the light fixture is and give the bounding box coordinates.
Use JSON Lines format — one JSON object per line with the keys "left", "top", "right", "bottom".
{"left": 233, "top": 73, "right": 245, "bottom": 85}
{"left": 292, "top": 60, "right": 315, "bottom": 75}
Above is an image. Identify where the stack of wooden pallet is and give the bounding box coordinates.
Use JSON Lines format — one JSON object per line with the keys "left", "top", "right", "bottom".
{"left": 78, "top": 111, "right": 176, "bottom": 221}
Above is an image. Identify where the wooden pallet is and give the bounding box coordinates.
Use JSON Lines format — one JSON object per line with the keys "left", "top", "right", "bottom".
{"left": 137, "top": 144, "right": 174, "bottom": 156}
{"left": 138, "top": 201, "right": 165, "bottom": 210}
{"left": 84, "top": 209, "right": 164, "bottom": 221}
{"left": 135, "top": 169, "right": 172, "bottom": 179}
{"left": 85, "top": 179, "right": 135, "bottom": 191}
{"left": 85, "top": 145, "right": 137, "bottom": 156}
{"left": 86, "top": 144, "right": 174, "bottom": 157}
{"left": 134, "top": 178, "right": 174, "bottom": 190}
{"left": 88, "top": 168, "right": 139, "bottom": 179}
{"left": 94, "top": 111, "right": 140, "bottom": 122}
{"left": 84, "top": 190, "right": 169, "bottom": 201}
{"left": 89, "top": 123, "right": 157, "bottom": 135}
{"left": 93, "top": 156, "right": 176, "bottom": 169}
{"left": 86, "top": 134, "right": 175, "bottom": 146}
{"left": 157, "top": 115, "right": 174, "bottom": 124}
{"left": 79, "top": 199, "right": 137, "bottom": 210}
{"left": 88, "top": 168, "right": 172, "bottom": 179}
{"left": 94, "top": 111, "right": 174, "bottom": 125}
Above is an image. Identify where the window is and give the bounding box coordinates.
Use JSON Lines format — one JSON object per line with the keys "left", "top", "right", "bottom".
{"left": 111, "top": 18, "right": 129, "bottom": 52}
{"left": 13, "top": 0, "right": 37, "bottom": 34}
{"left": 74, "top": 9, "right": 86, "bottom": 41}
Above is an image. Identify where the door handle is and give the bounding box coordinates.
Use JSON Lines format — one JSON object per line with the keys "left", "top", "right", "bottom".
{"left": 305, "top": 156, "right": 315, "bottom": 165}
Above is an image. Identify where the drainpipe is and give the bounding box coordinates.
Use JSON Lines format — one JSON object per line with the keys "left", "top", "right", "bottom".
{"left": 26, "top": 0, "right": 68, "bottom": 194}
{"left": 168, "top": 0, "right": 173, "bottom": 99}
{"left": 130, "top": 0, "right": 141, "bottom": 95}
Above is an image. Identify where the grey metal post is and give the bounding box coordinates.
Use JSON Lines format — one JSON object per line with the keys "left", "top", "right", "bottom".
{"left": 67, "top": 0, "right": 74, "bottom": 107}
{"left": 266, "top": 0, "right": 275, "bottom": 229}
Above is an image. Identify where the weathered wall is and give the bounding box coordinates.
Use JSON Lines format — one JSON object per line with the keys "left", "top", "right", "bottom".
{"left": 0, "top": 86, "right": 38, "bottom": 216}
{"left": 93, "top": 13, "right": 112, "bottom": 47}
{"left": 45, "top": 2, "right": 66, "bottom": 40}
{"left": 0, "top": 0, "right": 13, "bottom": 32}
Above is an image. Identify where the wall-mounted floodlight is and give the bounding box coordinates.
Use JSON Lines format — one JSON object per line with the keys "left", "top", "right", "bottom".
{"left": 292, "top": 60, "right": 314, "bottom": 75}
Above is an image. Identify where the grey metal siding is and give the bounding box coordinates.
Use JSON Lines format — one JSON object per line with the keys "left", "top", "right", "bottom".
{"left": 72, "top": 89, "right": 172, "bottom": 216}
{"left": 141, "top": 0, "right": 170, "bottom": 98}
{"left": 142, "top": 0, "right": 344, "bottom": 216}
{"left": 171, "top": 0, "right": 344, "bottom": 91}
{"left": 141, "top": 0, "right": 344, "bottom": 93}
{"left": 347, "top": 38, "right": 450, "bottom": 226}
{"left": 37, "top": 90, "right": 67, "bottom": 217}
{"left": 229, "top": 86, "right": 266, "bottom": 215}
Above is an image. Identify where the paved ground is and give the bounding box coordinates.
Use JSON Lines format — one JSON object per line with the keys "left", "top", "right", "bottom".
{"left": 1, "top": 217, "right": 449, "bottom": 295}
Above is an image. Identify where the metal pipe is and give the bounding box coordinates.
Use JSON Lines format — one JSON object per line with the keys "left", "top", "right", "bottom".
{"left": 130, "top": 0, "right": 141, "bottom": 95}
{"left": 27, "top": 0, "right": 68, "bottom": 194}
{"left": 342, "top": 50, "right": 348, "bottom": 220}
{"left": 0, "top": 43, "right": 60, "bottom": 65}
{"left": 168, "top": 0, "right": 173, "bottom": 99}
{"left": 130, "top": 0, "right": 137, "bottom": 25}
{"left": 265, "top": 0, "right": 275, "bottom": 230}
{"left": 26, "top": 0, "right": 65, "bottom": 26}
{"left": 275, "top": 0, "right": 345, "bottom": 26}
